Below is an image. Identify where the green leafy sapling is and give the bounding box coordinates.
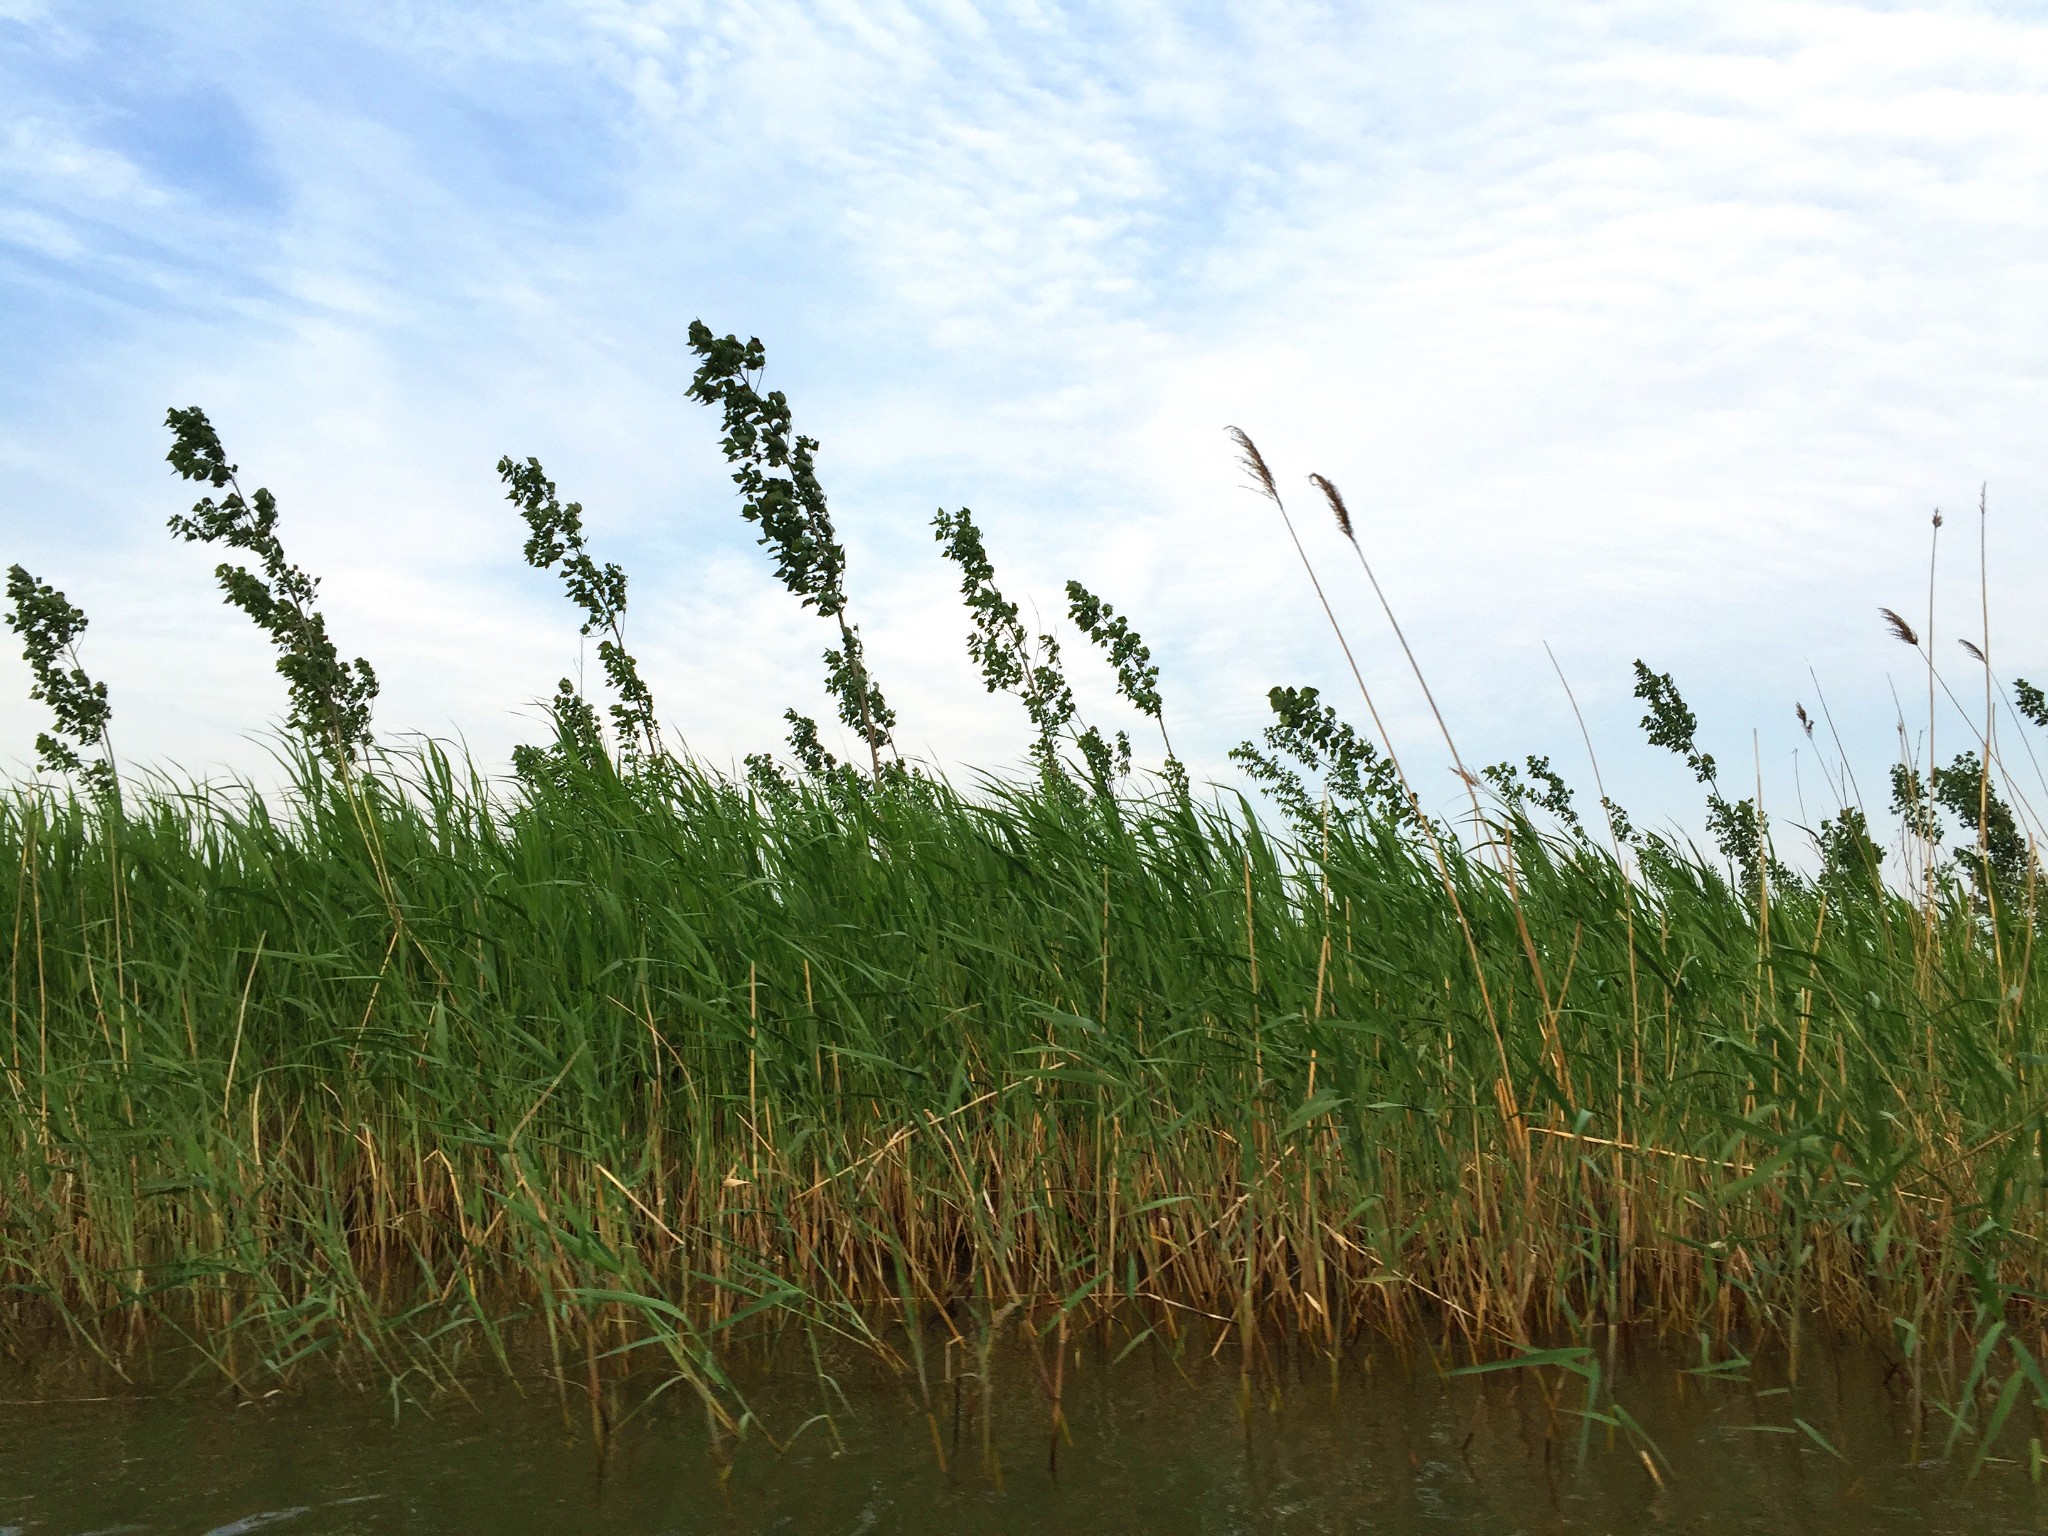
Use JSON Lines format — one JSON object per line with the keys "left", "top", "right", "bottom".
{"left": 1480, "top": 754, "right": 1585, "bottom": 839}
{"left": 1632, "top": 660, "right": 1788, "bottom": 898}
{"left": 5, "top": 565, "right": 115, "bottom": 797}
{"left": 1815, "top": 804, "right": 1886, "bottom": 903}
{"left": 1930, "top": 750, "right": 2031, "bottom": 897}
{"left": 686, "top": 323, "right": 896, "bottom": 780}
{"left": 1231, "top": 685, "right": 1407, "bottom": 837}
{"left": 743, "top": 711, "right": 863, "bottom": 807}
{"left": 1888, "top": 763, "right": 1942, "bottom": 847}
{"left": 2015, "top": 678, "right": 2048, "bottom": 730}
{"left": 497, "top": 457, "right": 662, "bottom": 776}
{"left": 934, "top": 506, "right": 1114, "bottom": 789}
{"left": 515, "top": 679, "right": 611, "bottom": 794}
{"left": 165, "top": 407, "right": 378, "bottom": 769}
{"left": 1066, "top": 580, "right": 1186, "bottom": 797}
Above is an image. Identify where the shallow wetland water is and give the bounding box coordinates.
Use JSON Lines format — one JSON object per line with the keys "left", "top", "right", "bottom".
{"left": 3, "top": 1337, "right": 2044, "bottom": 1534}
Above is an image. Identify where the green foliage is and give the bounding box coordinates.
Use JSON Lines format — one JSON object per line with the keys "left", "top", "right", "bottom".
{"left": 513, "top": 679, "right": 613, "bottom": 796}
{"left": 3, "top": 566, "right": 115, "bottom": 797}
{"left": 1931, "top": 751, "right": 2033, "bottom": 897}
{"left": 1065, "top": 581, "right": 1161, "bottom": 716}
{"left": 1890, "top": 762, "right": 1943, "bottom": 846}
{"left": 1633, "top": 660, "right": 1788, "bottom": 898}
{"left": 1482, "top": 754, "right": 1585, "bottom": 839}
{"left": 1231, "top": 684, "right": 1406, "bottom": 836}
{"left": 1632, "top": 661, "right": 1713, "bottom": 783}
{"left": 933, "top": 506, "right": 1108, "bottom": 788}
{"left": 2014, "top": 677, "right": 2048, "bottom": 729}
{"left": 164, "top": 406, "right": 378, "bottom": 768}
{"left": 1066, "top": 579, "right": 1186, "bottom": 797}
{"left": 1816, "top": 805, "right": 1885, "bottom": 904}
{"left": 497, "top": 455, "right": 661, "bottom": 776}
{"left": 1600, "top": 796, "right": 1639, "bottom": 847}
{"left": 686, "top": 322, "right": 895, "bottom": 777}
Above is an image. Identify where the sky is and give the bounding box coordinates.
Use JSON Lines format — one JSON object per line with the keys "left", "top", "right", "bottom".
{"left": 3, "top": 0, "right": 2047, "bottom": 845}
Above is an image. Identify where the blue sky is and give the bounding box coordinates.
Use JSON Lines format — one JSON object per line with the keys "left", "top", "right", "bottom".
{"left": 5, "top": 1, "right": 2048, "bottom": 843}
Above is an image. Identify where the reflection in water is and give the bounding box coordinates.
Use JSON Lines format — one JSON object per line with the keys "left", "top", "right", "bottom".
{"left": 3, "top": 1339, "right": 2044, "bottom": 1533}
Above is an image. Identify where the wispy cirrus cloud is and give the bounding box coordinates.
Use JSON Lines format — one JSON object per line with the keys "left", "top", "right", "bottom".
{"left": 2, "top": 1, "right": 2045, "bottom": 835}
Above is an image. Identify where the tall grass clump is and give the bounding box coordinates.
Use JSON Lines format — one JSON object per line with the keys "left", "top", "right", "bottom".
{"left": 3, "top": 345, "right": 2047, "bottom": 1464}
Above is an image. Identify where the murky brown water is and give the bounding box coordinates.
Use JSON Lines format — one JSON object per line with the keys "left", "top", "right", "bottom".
{"left": 2, "top": 1338, "right": 2043, "bottom": 1533}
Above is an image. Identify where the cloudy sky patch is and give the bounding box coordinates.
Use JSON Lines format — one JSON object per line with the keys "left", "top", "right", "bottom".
{"left": 3, "top": 1, "right": 2045, "bottom": 841}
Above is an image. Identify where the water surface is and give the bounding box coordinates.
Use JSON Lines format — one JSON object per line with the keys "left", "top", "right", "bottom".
{"left": 3, "top": 1339, "right": 2041, "bottom": 1533}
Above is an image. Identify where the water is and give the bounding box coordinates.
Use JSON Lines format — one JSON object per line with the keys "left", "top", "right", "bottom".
{"left": 3, "top": 1339, "right": 2043, "bottom": 1533}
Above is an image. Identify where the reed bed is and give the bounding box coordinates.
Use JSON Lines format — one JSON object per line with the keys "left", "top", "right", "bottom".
{"left": 5, "top": 378, "right": 2044, "bottom": 1466}
{"left": 1, "top": 742, "right": 2041, "bottom": 1438}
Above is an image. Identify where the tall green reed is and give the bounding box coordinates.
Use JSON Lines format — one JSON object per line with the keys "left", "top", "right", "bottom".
{"left": 2, "top": 359, "right": 2045, "bottom": 1469}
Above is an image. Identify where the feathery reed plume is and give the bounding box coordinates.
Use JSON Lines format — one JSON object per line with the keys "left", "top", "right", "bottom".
{"left": 1225, "top": 433, "right": 1390, "bottom": 768}
{"left": 1310, "top": 472, "right": 1480, "bottom": 818}
{"left": 1229, "top": 431, "right": 1522, "bottom": 1149}
{"left": 1229, "top": 426, "right": 1280, "bottom": 504}
{"left": 1880, "top": 607, "right": 1920, "bottom": 648}
{"left": 1796, "top": 703, "right": 1814, "bottom": 740}
{"left": 1961, "top": 638, "right": 1987, "bottom": 664}
{"left": 1314, "top": 472, "right": 1355, "bottom": 541}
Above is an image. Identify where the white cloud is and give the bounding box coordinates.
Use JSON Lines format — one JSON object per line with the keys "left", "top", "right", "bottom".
{"left": 2, "top": 1, "right": 2046, "bottom": 846}
{"left": 0, "top": 115, "right": 162, "bottom": 202}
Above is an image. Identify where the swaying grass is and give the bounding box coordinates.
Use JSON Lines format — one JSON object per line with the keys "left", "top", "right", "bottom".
{"left": 2, "top": 735, "right": 2043, "bottom": 1447}
{"left": 6, "top": 370, "right": 2046, "bottom": 1472}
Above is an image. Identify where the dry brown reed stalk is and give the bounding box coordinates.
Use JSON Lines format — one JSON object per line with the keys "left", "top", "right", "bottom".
{"left": 1975, "top": 488, "right": 1999, "bottom": 938}
{"left": 1545, "top": 643, "right": 1646, "bottom": 1122}
{"left": 1308, "top": 470, "right": 1566, "bottom": 1159}
{"left": 1923, "top": 511, "right": 1943, "bottom": 945}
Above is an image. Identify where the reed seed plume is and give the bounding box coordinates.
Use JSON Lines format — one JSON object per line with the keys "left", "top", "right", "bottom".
{"left": 1222, "top": 436, "right": 1517, "bottom": 1141}
{"left": 1227, "top": 426, "right": 1281, "bottom": 505}
{"left": 1313, "top": 470, "right": 1478, "bottom": 803}
{"left": 1796, "top": 703, "right": 1814, "bottom": 739}
{"left": 1880, "top": 607, "right": 1920, "bottom": 647}
{"left": 1309, "top": 472, "right": 1354, "bottom": 542}
{"left": 1961, "top": 638, "right": 1988, "bottom": 663}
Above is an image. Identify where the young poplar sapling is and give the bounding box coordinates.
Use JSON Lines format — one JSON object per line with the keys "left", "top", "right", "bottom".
{"left": 164, "top": 407, "right": 378, "bottom": 770}
{"left": 1232, "top": 684, "right": 1407, "bottom": 836}
{"left": 933, "top": 506, "right": 1123, "bottom": 791}
{"left": 1632, "top": 660, "right": 1788, "bottom": 898}
{"left": 5, "top": 565, "right": 116, "bottom": 798}
{"left": 686, "top": 323, "right": 897, "bottom": 782}
{"left": 1066, "top": 580, "right": 1186, "bottom": 798}
{"left": 497, "top": 456, "right": 662, "bottom": 778}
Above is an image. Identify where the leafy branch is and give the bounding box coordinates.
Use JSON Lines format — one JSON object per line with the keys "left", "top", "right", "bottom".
{"left": 5, "top": 565, "right": 115, "bottom": 797}
{"left": 1480, "top": 755, "right": 1585, "bottom": 838}
{"left": 1066, "top": 580, "right": 1185, "bottom": 797}
{"left": 1633, "top": 660, "right": 1787, "bottom": 898}
{"left": 686, "top": 323, "right": 896, "bottom": 780}
{"left": 165, "top": 407, "right": 378, "bottom": 769}
{"left": 1231, "top": 684, "right": 1407, "bottom": 837}
{"left": 933, "top": 506, "right": 1123, "bottom": 790}
{"left": 498, "top": 456, "right": 662, "bottom": 776}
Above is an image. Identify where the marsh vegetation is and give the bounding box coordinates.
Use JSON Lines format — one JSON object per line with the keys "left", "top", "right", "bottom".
{"left": 5, "top": 330, "right": 2048, "bottom": 1487}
